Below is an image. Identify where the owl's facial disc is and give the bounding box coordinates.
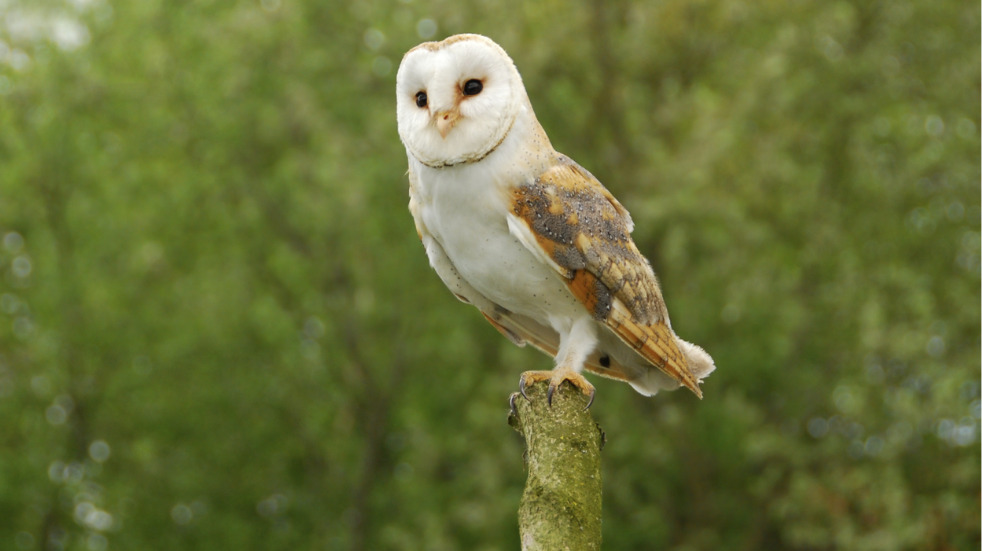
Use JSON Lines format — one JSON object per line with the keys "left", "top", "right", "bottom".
{"left": 396, "top": 35, "right": 523, "bottom": 168}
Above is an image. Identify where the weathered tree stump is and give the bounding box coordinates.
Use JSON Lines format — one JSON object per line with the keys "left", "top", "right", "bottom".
{"left": 508, "top": 381, "right": 605, "bottom": 550}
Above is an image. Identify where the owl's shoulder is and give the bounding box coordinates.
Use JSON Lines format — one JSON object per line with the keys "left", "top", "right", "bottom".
{"left": 511, "top": 154, "right": 635, "bottom": 238}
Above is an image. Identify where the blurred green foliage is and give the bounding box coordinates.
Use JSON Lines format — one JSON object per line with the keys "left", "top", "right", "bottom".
{"left": 0, "top": 0, "right": 978, "bottom": 549}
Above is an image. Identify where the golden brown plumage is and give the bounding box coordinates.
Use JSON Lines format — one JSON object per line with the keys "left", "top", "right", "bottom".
{"left": 509, "top": 155, "right": 701, "bottom": 397}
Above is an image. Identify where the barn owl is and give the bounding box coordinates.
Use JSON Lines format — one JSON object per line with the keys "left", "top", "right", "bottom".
{"left": 396, "top": 34, "right": 714, "bottom": 406}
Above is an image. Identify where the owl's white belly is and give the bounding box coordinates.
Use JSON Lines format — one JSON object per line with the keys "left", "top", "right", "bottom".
{"left": 414, "top": 163, "right": 582, "bottom": 323}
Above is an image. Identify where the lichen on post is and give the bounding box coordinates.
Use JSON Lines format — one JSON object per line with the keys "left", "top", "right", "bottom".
{"left": 508, "top": 381, "right": 605, "bottom": 550}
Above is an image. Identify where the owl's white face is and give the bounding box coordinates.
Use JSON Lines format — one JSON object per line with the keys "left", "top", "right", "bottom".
{"left": 396, "top": 34, "right": 525, "bottom": 168}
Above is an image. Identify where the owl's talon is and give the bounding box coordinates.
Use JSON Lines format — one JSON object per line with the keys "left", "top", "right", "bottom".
{"left": 520, "top": 369, "right": 596, "bottom": 409}
{"left": 508, "top": 391, "right": 521, "bottom": 415}
{"left": 518, "top": 373, "right": 534, "bottom": 403}
{"left": 582, "top": 386, "right": 596, "bottom": 410}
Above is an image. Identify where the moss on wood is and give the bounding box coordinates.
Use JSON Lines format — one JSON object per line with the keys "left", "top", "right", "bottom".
{"left": 509, "top": 381, "right": 605, "bottom": 550}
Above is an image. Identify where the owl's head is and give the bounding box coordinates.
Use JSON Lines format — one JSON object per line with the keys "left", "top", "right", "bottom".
{"left": 396, "top": 34, "right": 525, "bottom": 168}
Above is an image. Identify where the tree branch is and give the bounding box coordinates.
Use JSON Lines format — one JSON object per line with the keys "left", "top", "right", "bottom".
{"left": 508, "top": 382, "right": 605, "bottom": 550}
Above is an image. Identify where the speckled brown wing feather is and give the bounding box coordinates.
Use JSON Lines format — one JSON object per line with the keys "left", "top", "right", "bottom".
{"left": 508, "top": 155, "right": 701, "bottom": 397}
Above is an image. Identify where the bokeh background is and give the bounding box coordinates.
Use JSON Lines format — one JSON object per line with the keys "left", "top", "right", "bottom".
{"left": 1, "top": 0, "right": 979, "bottom": 549}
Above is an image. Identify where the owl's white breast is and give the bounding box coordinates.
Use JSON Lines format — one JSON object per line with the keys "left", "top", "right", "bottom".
{"left": 409, "top": 117, "right": 582, "bottom": 322}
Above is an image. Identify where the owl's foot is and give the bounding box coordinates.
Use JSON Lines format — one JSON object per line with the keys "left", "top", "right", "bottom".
{"left": 519, "top": 367, "right": 596, "bottom": 409}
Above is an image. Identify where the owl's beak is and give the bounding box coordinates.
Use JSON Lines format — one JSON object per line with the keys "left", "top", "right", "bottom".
{"left": 434, "top": 110, "right": 460, "bottom": 138}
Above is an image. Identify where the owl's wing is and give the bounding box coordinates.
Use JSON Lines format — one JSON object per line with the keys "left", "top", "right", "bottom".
{"left": 506, "top": 155, "right": 702, "bottom": 397}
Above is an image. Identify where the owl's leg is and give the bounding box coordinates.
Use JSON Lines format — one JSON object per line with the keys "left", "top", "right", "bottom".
{"left": 519, "top": 316, "right": 598, "bottom": 408}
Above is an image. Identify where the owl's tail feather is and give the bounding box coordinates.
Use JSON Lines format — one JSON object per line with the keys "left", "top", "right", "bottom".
{"left": 679, "top": 339, "right": 715, "bottom": 380}
{"left": 628, "top": 338, "right": 715, "bottom": 398}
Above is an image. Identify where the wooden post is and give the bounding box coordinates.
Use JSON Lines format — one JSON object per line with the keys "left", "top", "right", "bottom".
{"left": 508, "top": 381, "right": 605, "bottom": 550}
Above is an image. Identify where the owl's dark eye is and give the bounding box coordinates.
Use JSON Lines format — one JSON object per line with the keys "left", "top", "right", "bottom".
{"left": 463, "top": 79, "right": 483, "bottom": 96}
{"left": 415, "top": 91, "right": 427, "bottom": 108}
